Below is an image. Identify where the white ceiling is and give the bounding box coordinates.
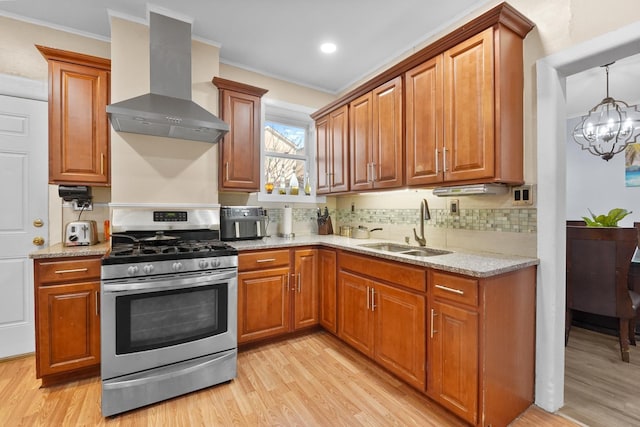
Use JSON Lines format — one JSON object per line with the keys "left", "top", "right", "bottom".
{"left": 0, "top": 0, "right": 493, "bottom": 94}
{"left": 4, "top": 0, "right": 635, "bottom": 112}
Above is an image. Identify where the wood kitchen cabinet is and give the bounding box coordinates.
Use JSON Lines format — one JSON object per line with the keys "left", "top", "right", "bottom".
{"left": 313, "top": 4, "right": 533, "bottom": 190}
{"left": 350, "top": 76, "right": 403, "bottom": 191}
{"left": 293, "top": 248, "right": 319, "bottom": 330}
{"left": 427, "top": 267, "right": 536, "bottom": 426}
{"left": 405, "top": 56, "right": 443, "bottom": 185}
{"left": 316, "top": 105, "right": 349, "bottom": 194}
{"left": 237, "top": 247, "right": 319, "bottom": 345}
{"left": 34, "top": 256, "right": 102, "bottom": 386}
{"left": 237, "top": 249, "right": 291, "bottom": 344}
{"left": 37, "top": 45, "right": 111, "bottom": 186}
{"left": 338, "top": 252, "right": 426, "bottom": 390}
{"left": 406, "top": 25, "right": 526, "bottom": 186}
{"left": 213, "top": 77, "right": 268, "bottom": 192}
{"left": 318, "top": 249, "right": 337, "bottom": 334}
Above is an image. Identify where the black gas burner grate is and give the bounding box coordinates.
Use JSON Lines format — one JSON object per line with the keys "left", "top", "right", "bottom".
{"left": 110, "top": 240, "right": 231, "bottom": 257}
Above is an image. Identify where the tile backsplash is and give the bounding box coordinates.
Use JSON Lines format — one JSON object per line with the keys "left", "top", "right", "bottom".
{"left": 222, "top": 189, "right": 537, "bottom": 257}
{"left": 335, "top": 207, "right": 537, "bottom": 233}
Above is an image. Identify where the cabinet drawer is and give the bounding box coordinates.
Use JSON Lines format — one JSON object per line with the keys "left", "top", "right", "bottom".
{"left": 239, "top": 249, "right": 290, "bottom": 271}
{"left": 430, "top": 270, "right": 478, "bottom": 306}
{"left": 340, "top": 252, "right": 425, "bottom": 292}
{"left": 35, "top": 257, "right": 102, "bottom": 285}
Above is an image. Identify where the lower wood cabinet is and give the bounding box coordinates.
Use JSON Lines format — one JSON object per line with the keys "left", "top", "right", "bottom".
{"left": 34, "top": 256, "right": 101, "bottom": 386}
{"left": 427, "top": 268, "right": 536, "bottom": 427}
{"left": 237, "top": 245, "right": 535, "bottom": 427}
{"left": 429, "top": 296, "right": 479, "bottom": 423}
{"left": 237, "top": 248, "right": 319, "bottom": 344}
{"left": 237, "top": 265, "right": 291, "bottom": 343}
{"left": 318, "top": 249, "right": 337, "bottom": 334}
{"left": 293, "top": 249, "right": 319, "bottom": 330}
{"left": 338, "top": 252, "right": 426, "bottom": 390}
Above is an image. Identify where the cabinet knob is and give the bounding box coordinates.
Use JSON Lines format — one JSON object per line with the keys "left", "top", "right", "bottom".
{"left": 33, "top": 236, "right": 45, "bottom": 246}
{"left": 33, "top": 218, "right": 44, "bottom": 228}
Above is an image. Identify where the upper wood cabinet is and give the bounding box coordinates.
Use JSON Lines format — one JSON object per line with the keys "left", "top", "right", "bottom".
{"left": 443, "top": 28, "right": 496, "bottom": 183}
{"left": 213, "top": 77, "right": 268, "bottom": 192}
{"left": 313, "top": 3, "right": 534, "bottom": 190}
{"left": 316, "top": 105, "right": 349, "bottom": 194}
{"left": 405, "top": 56, "right": 443, "bottom": 186}
{"left": 350, "top": 76, "right": 403, "bottom": 191}
{"left": 406, "top": 26, "right": 525, "bottom": 186}
{"left": 37, "top": 45, "right": 111, "bottom": 186}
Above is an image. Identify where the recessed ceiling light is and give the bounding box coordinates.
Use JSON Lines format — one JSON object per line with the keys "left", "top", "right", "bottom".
{"left": 320, "top": 42, "right": 337, "bottom": 54}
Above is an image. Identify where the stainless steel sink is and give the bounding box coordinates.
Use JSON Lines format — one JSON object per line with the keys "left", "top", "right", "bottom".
{"left": 358, "top": 242, "right": 451, "bottom": 257}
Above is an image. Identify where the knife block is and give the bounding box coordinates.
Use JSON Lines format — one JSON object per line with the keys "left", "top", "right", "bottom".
{"left": 318, "top": 217, "right": 333, "bottom": 235}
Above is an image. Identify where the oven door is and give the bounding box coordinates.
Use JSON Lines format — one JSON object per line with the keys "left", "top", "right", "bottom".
{"left": 101, "top": 268, "right": 237, "bottom": 380}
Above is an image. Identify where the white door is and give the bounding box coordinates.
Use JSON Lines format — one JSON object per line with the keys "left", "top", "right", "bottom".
{"left": 0, "top": 94, "right": 48, "bottom": 358}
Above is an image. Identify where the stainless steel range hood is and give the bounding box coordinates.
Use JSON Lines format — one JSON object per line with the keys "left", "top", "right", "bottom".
{"left": 107, "top": 12, "right": 229, "bottom": 143}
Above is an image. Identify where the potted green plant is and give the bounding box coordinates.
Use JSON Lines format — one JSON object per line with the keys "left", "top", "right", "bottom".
{"left": 582, "top": 208, "right": 633, "bottom": 227}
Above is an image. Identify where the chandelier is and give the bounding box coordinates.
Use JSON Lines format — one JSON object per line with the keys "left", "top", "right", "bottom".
{"left": 572, "top": 63, "right": 640, "bottom": 161}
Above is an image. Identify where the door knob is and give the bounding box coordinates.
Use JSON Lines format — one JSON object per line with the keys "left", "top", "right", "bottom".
{"left": 33, "top": 219, "right": 44, "bottom": 228}
{"left": 33, "top": 236, "right": 45, "bottom": 246}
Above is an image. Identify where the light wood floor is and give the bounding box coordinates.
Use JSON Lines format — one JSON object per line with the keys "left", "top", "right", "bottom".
{"left": 560, "top": 326, "right": 640, "bottom": 427}
{"left": 0, "top": 331, "right": 572, "bottom": 426}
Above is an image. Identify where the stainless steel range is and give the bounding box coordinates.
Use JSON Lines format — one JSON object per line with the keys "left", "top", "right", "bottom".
{"left": 100, "top": 206, "right": 238, "bottom": 417}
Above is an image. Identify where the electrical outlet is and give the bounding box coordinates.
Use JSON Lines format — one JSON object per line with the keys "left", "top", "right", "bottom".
{"left": 450, "top": 199, "right": 460, "bottom": 216}
{"left": 72, "top": 200, "right": 93, "bottom": 211}
{"left": 512, "top": 185, "right": 533, "bottom": 206}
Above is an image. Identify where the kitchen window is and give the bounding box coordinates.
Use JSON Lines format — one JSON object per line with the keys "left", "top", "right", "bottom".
{"left": 259, "top": 100, "right": 325, "bottom": 203}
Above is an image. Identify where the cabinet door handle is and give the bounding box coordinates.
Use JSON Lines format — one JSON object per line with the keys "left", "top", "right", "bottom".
{"left": 256, "top": 258, "right": 276, "bottom": 263}
{"left": 297, "top": 273, "right": 301, "bottom": 293}
{"left": 430, "top": 308, "right": 438, "bottom": 338}
{"left": 435, "top": 284, "right": 464, "bottom": 295}
{"left": 225, "top": 162, "right": 229, "bottom": 181}
{"left": 443, "top": 148, "right": 448, "bottom": 172}
{"left": 370, "top": 287, "right": 376, "bottom": 311}
{"left": 100, "top": 153, "right": 105, "bottom": 176}
{"left": 54, "top": 268, "right": 88, "bottom": 274}
{"left": 366, "top": 286, "right": 370, "bottom": 309}
{"left": 370, "top": 163, "right": 377, "bottom": 182}
{"left": 286, "top": 273, "right": 291, "bottom": 291}
{"left": 434, "top": 148, "right": 439, "bottom": 174}
{"left": 96, "top": 291, "right": 100, "bottom": 316}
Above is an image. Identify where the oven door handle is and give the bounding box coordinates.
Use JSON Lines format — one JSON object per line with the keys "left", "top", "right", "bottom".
{"left": 102, "top": 270, "right": 237, "bottom": 293}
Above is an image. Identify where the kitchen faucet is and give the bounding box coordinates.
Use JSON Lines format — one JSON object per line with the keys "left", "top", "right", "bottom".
{"left": 413, "top": 199, "right": 431, "bottom": 247}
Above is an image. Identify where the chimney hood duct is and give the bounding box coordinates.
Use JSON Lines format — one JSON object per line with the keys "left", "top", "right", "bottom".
{"left": 106, "top": 12, "right": 229, "bottom": 143}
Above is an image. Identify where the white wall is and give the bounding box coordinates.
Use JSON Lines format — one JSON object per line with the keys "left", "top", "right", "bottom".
{"left": 537, "top": 19, "right": 640, "bottom": 412}
{"left": 566, "top": 116, "right": 640, "bottom": 226}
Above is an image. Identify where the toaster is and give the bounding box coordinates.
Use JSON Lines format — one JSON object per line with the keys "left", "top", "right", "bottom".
{"left": 220, "top": 206, "right": 268, "bottom": 240}
{"left": 64, "top": 220, "right": 99, "bottom": 246}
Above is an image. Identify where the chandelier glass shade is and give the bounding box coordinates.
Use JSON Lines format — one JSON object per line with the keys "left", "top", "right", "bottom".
{"left": 572, "top": 64, "right": 640, "bottom": 161}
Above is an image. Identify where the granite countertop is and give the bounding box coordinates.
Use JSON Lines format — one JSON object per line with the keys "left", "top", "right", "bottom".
{"left": 28, "top": 235, "right": 539, "bottom": 278}
{"left": 29, "top": 241, "right": 110, "bottom": 259}
{"left": 229, "top": 235, "right": 539, "bottom": 278}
